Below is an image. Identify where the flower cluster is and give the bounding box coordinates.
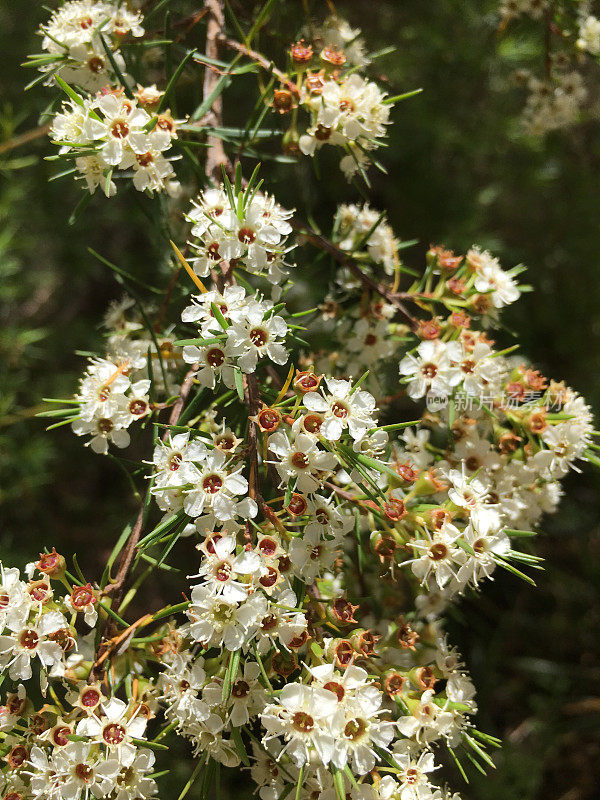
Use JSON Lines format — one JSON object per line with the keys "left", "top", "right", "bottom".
{"left": 23, "top": 4, "right": 598, "bottom": 800}
{"left": 66, "top": 299, "right": 183, "bottom": 453}
{"left": 50, "top": 90, "right": 180, "bottom": 196}
{"left": 498, "top": 1, "right": 600, "bottom": 136}
{"left": 299, "top": 72, "right": 391, "bottom": 179}
{"left": 181, "top": 285, "right": 289, "bottom": 379}
{"left": 187, "top": 185, "right": 294, "bottom": 285}
{"left": 336, "top": 202, "right": 400, "bottom": 276}
{"left": 35, "top": 0, "right": 144, "bottom": 91}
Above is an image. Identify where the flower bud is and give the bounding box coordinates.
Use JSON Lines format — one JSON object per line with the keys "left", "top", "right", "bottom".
{"left": 35, "top": 548, "right": 66, "bottom": 579}
{"left": 253, "top": 405, "right": 282, "bottom": 433}
{"left": 383, "top": 669, "right": 408, "bottom": 698}
{"left": 287, "top": 493, "right": 308, "bottom": 517}
{"left": 326, "top": 638, "right": 355, "bottom": 669}
{"left": 273, "top": 89, "right": 295, "bottom": 114}
{"left": 413, "top": 469, "right": 447, "bottom": 496}
{"left": 294, "top": 370, "right": 323, "bottom": 394}
{"left": 396, "top": 616, "right": 419, "bottom": 650}
{"left": 350, "top": 628, "right": 380, "bottom": 658}
{"left": 330, "top": 597, "right": 359, "bottom": 626}
{"left": 271, "top": 649, "right": 298, "bottom": 677}
{"left": 6, "top": 745, "right": 29, "bottom": 770}
{"left": 410, "top": 665, "right": 438, "bottom": 691}
{"left": 383, "top": 497, "right": 406, "bottom": 522}
{"left": 290, "top": 39, "right": 313, "bottom": 64}
{"left": 370, "top": 532, "right": 398, "bottom": 562}
{"left": 320, "top": 45, "right": 346, "bottom": 67}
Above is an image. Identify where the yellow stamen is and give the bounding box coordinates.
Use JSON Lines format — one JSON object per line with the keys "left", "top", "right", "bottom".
{"left": 104, "top": 360, "right": 130, "bottom": 388}
{"left": 170, "top": 240, "right": 208, "bottom": 293}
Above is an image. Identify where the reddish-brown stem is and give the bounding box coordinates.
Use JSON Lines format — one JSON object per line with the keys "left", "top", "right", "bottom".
{"left": 0, "top": 124, "right": 50, "bottom": 156}
{"left": 290, "top": 218, "right": 419, "bottom": 330}
{"left": 218, "top": 35, "right": 300, "bottom": 96}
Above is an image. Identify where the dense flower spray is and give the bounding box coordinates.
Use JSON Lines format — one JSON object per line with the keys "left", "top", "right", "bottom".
{"left": 5, "top": 3, "right": 596, "bottom": 800}
{"left": 497, "top": 0, "right": 600, "bottom": 135}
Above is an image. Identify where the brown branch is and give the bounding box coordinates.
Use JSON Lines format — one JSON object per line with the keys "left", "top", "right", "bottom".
{"left": 0, "top": 124, "right": 50, "bottom": 156}
{"left": 290, "top": 218, "right": 419, "bottom": 330}
{"left": 203, "top": 0, "right": 229, "bottom": 182}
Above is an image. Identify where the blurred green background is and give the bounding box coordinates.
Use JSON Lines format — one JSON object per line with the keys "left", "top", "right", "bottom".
{"left": 1, "top": 1, "right": 599, "bottom": 798}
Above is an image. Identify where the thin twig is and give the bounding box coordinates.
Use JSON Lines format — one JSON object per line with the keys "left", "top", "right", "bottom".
{"left": 290, "top": 218, "right": 419, "bottom": 330}
{"left": 219, "top": 35, "right": 300, "bottom": 95}
{"left": 0, "top": 124, "right": 50, "bottom": 156}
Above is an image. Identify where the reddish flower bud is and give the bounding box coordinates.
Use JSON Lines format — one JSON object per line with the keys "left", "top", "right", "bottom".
{"left": 35, "top": 548, "right": 66, "bottom": 578}
{"left": 294, "top": 370, "right": 322, "bottom": 394}
{"left": 417, "top": 318, "right": 442, "bottom": 341}
{"left": 320, "top": 45, "right": 346, "bottom": 66}
{"left": 383, "top": 670, "right": 407, "bottom": 698}
{"left": 6, "top": 745, "right": 28, "bottom": 770}
{"left": 290, "top": 39, "right": 313, "bottom": 63}
{"left": 383, "top": 497, "right": 406, "bottom": 522}
{"left": 304, "top": 70, "right": 327, "bottom": 95}
{"left": 271, "top": 649, "right": 298, "bottom": 677}
{"left": 412, "top": 666, "right": 438, "bottom": 691}
{"left": 253, "top": 405, "right": 282, "bottom": 433}
{"left": 70, "top": 583, "right": 96, "bottom": 611}
{"left": 272, "top": 89, "right": 295, "bottom": 114}
{"left": 287, "top": 493, "right": 308, "bottom": 517}
{"left": 371, "top": 532, "right": 397, "bottom": 561}
{"left": 331, "top": 597, "right": 359, "bottom": 625}
{"left": 396, "top": 616, "right": 419, "bottom": 650}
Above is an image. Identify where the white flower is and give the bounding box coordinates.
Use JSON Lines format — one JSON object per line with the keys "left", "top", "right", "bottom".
{"left": 187, "top": 186, "right": 294, "bottom": 283}
{"left": 186, "top": 585, "right": 266, "bottom": 650}
{"left": 0, "top": 564, "right": 30, "bottom": 630}
{"left": 150, "top": 432, "right": 207, "bottom": 488}
{"left": 397, "top": 428, "right": 433, "bottom": 470}
{"left": 255, "top": 589, "right": 308, "bottom": 654}
{"left": 158, "top": 652, "right": 211, "bottom": 735}
{"left": 76, "top": 357, "right": 130, "bottom": 421}
{"left": 303, "top": 378, "right": 377, "bottom": 441}
{"left": 309, "top": 664, "right": 395, "bottom": 774}
{"left": 380, "top": 745, "right": 438, "bottom": 800}
{"left": 226, "top": 306, "right": 288, "bottom": 373}
{"left": 300, "top": 74, "right": 390, "bottom": 178}
{"left": 446, "top": 468, "right": 501, "bottom": 535}
{"left": 192, "top": 535, "right": 261, "bottom": 602}
{"left": 182, "top": 449, "right": 257, "bottom": 522}
{"left": 454, "top": 523, "right": 510, "bottom": 588}
{"left": 77, "top": 698, "right": 147, "bottom": 759}
{"left": 469, "top": 248, "right": 520, "bottom": 309}
{"left": 203, "top": 661, "right": 267, "bottom": 726}
{"left": 50, "top": 740, "right": 120, "bottom": 799}
{"left": 0, "top": 610, "right": 68, "bottom": 681}
{"left": 182, "top": 339, "right": 236, "bottom": 390}
{"left": 261, "top": 683, "right": 339, "bottom": 767}
{"left": 288, "top": 527, "right": 342, "bottom": 584}
{"left": 396, "top": 690, "right": 454, "bottom": 744}
{"left": 577, "top": 15, "right": 600, "bottom": 55}
{"left": 72, "top": 415, "right": 131, "bottom": 454}
{"left": 409, "top": 523, "right": 462, "bottom": 589}
{"left": 269, "top": 432, "right": 338, "bottom": 494}
{"left": 182, "top": 286, "right": 249, "bottom": 331}
{"left": 50, "top": 92, "right": 177, "bottom": 195}
{"left": 399, "top": 341, "right": 460, "bottom": 401}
